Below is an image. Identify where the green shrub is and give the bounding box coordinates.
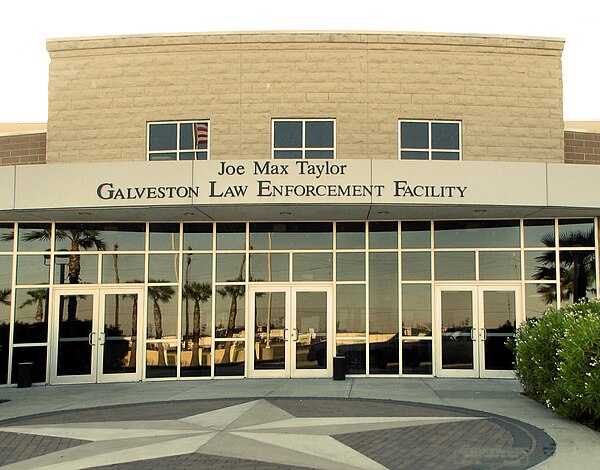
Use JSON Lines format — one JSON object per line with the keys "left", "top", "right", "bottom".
{"left": 513, "top": 300, "right": 600, "bottom": 429}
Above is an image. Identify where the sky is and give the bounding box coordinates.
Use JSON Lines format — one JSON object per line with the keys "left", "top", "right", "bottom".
{"left": 1, "top": 0, "right": 599, "bottom": 122}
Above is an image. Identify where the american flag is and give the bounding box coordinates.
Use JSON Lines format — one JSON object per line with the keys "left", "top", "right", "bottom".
{"left": 195, "top": 122, "right": 208, "bottom": 149}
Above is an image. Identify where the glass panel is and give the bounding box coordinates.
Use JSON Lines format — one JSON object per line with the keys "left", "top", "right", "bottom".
{"left": 103, "top": 293, "right": 139, "bottom": 374}
{"left": 524, "top": 220, "right": 555, "bottom": 248}
{"left": 0, "top": 259, "right": 10, "bottom": 384}
{"left": 525, "top": 283, "right": 556, "bottom": 319}
{"left": 250, "top": 222, "right": 332, "bottom": 250}
{"left": 214, "top": 341, "right": 245, "bottom": 376}
{"left": 274, "top": 121, "right": 302, "bottom": 148}
{"left": 431, "top": 151, "right": 460, "bottom": 160}
{"left": 441, "top": 290, "right": 474, "bottom": 370}
{"left": 483, "top": 291, "right": 516, "bottom": 371}
{"left": 179, "top": 123, "right": 195, "bottom": 150}
{"left": 149, "top": 152, "right": 177, "bottom": 161}
{"left": 17, "top": 223, "right": 51, "bottom": 252}
{"left": 369, "top": 252, "right": 398, "bottom": 374}
{"left": 369, "top": 222, "right": 398, "bottom": 249}
{"left": 249, "top": 253, "right": 289, "bottom": 282}
{"left": 292, "top": 253, "right": 332, "bottom": 281}
{"left": 401, "top": 122, "right": 428, "bottom": 149}
{"left": 254, "top": 292, "right": 286, "bottom": 370}
{"left": 149, "top": 223, "right": 180, "bottom": 251}
{"left": 525, "top": 250, "right": 556, "bottom": 280}
{"left": 296, "top": 291, "right": 327, "bottom": 370}
{"left": 435, "top": 220, "right": 520, "bottom": 248}
{"left": 400, "top": 151, "right": 429, "bottom": 160}
{"left": 13, "top": 288, "right": 48, "bottom": 343}
{"left": 559, "top": 250, "right": 596, "bottom": 304}
{"left": 305, "top": 121, "right": 334, "bottom": 148}
{"left": 54, "top": 254, "right": 98, "bottom": 285}
{"left": 216, "top": 223, "right": 245, "bottom": 250}
{"left": 216, "top": 253, "right": 246, "bottom": 282}
{"left": 402, "top": 339, "right": 432, "bottom": 374}
{"left": 149, "top": 123, "right": 177, "bottom": 151}
{"left": 401, "top": 221, "right": 430, "bottom": 249}
{"left": 101, "top": 254, "right": 145, "bottom": 283}
{"left": 215, "top": 285, "right": 245, "bottom": 338}
{"left": 336, "top": 222, "right": 365, "bottom": 249}
{"left": 0, "top": 223, "right": 14, "bottom": 252}
{"left": 54, "top": 224, "right": 107, "bottom": 251}
{"left": 11, "top": 346, "right": 47, "bottom": 384}
{"left": 148, "top": 254, "right": 179, "bottom": 283}
{"left": 402, "top": 284, "right": 432, "bottom": 336}
{"left": 183, "top": 223, "right": 213, "bottom": 250}
{"left": 558, "top": 219, "right": 595, "bottom": 247}
{"left": 435, "top": 252, "right": 476, "bottom": 280}
{"left": 146, "top": 342, "right": 177, "bottom": 378}
{"left": 305, "top": 150, "right": 334, "bottom": 159}
{"left": 401, "top": 252, "right": 430, "bottom": 280}
{"left": 431, "top": 122, "right": 460, "bottom": 149}
{"left": 479, "top": 251, "right": 521, "bottom": 280}
{"left": 336, "top": 340, "right": 366, "bottom": 374}
{"left": 16, "top": 255, "right": 49, "bottom": 285}
{"left": 92, "top": 223, "right": 145, "bottom": 251}
{"left": 336, "top": 252, "right": 365, "bottom": 281}
{"left": 146, "top": 286, "right": 177, "bottom": 339}
{"left": 336, "top": 285, "right": 366, "bottom": 336}
{"left": 56, "top": 294, "right": 93, "bottom": 376}
{"left": 274, "top": 150, "right": 303, "bottom": 159}
{"left": 182, "top": 253, "right": 212, "bottom": 288}
{"left": 0, "top": 255, "right": 12, "bottom": 289}
{"left": 181, "top": 281, "right": 212, "bottom": 377}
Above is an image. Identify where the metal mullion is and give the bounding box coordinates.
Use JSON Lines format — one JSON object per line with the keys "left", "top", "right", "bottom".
{"left": 365, "top": 224, "right": 370, "bottom": 376}
{"left": 397, "top": 221, "right": 402, "bottom": 376}
{"left": 7, "top": 222, "right": 17, "bottom": 384}
{"left": 176, "top": 222, "right": 183, "bottom": 379}
{"left": 554, "top": 219, "right": 561, "bottom": 307}
{"left": 595, "top": 218, "right": 599, "bottom": 302}
{"left": 211, "top": 222, "right": 216, "bottom": 378}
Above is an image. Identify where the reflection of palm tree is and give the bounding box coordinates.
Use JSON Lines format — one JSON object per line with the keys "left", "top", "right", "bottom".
{"left": 217, "top": 279, "right": 245, "bottom": 363}
{"left": 19, "top": 289, "right": 48, "bottom": 322}
{"left": 0, "top": 288, "right": 10, "bottom": 306}
{"left": 148, "top": 284, "right": 175, "bottom": 367}
{"left": 182, "top": 282, "right": 212, "bottom": 367}
{"left": 534, "top": 229, "right": 596, "bottom": 304}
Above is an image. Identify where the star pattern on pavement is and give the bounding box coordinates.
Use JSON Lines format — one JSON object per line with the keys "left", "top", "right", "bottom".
{"left": 0, "top": 399, "right": 483, "bottom": 470}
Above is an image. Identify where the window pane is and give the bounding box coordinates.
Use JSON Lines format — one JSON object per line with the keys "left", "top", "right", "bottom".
{"left": 369, "top": 222, "right": 397, "bottom": 249}
{"left": 147, "top": 285, "right": 178, "bottom": 339}
{"left": 274, "top": 150, "right": 302, "bottom": 159}
{"left": 435, "top": 251, "right": 476, "bottom": 280}
{"left": 149, "top": 153, "right": 177, "bottom": 161}
{"left": 149, "top": 223, "right": 180, "bottom": 251}
{"left": 101, "top": 254, "right": 145, "bottom": 283}
{"left": 305, "top": 150, "right": 334, "bottom": 159}
{"left": 336, "top": 340, "right": 366, "bottom": 374}
{"left": 216, "top": 223, "right": 245, "bottom": 250}
{"left": 401, "top": 122, "right": 428, "bottom": 149}
{"left": 16, "top": 255, "right": 49, "bottom": 285}
{"left": 305, "top": 121, "right": 334, "bottom": 148}
{"left": 149, "top": 123, "right": 177, "bottom": 151}
{"left": 215, "top": 287, "right": 245, "bottom": 338}
{"left": 525, "top": 250, "right": 556, "bottom": 280}
{"left": 55, "top": 224, "right": 108, "bottom": 252}
{"left": 524, "top": 220, "right": 555, "bottom": 247}
{"left": 183, "top": 223, "right": 213, "bottom": 250}
{"left": 559, "top": 250, "right": 595, "bottom": 304}
{"left": 13, "top": 288, "right": 48, "bottom": 343}
{"left": 54, "top": 254, "right": 98, "bottom": 284}
{"left": 292, "top": 253, "right": 332, "bottom": 281}
{"left": 216, "top": 253, "right": 246, "bottom": 282}
{"left": 435, "top": 220, "right": 520, "bottom": 248}
{"left": 214, "top": 341, "right": 245, "bottom": 376}
{"left": 250, "top": 222, "right": 332, "bottom": 250}
{"left": 336, "top": 252, "right": 365, "bottom": 281}
{"left": 402, "top": 284, "right": 432, "bottom": 336}
{"left": 401, "top": 221, "right": 430, "bottom": 249}
{"left": 336, "top": 285, "right": 366, "bottom": 336}
{"left": 369, "top": 252, "right": 398, "bottom": 339}
{"left": 400, "top": 151, "right": 429, "bottom": 160}
{"left": 17, "top": 224, "right": 51, "bottom": 252}
{"left": 558, "top": 219, "right": 595, "bottom": 247}
{"left": 431, "top": 122, "right": 459, "bottom": 149}
{"left": 146, "top": 343, "right": 177, "bottom": 378}
{"left": 274, "top": 121, "right": 302, "bottom": 148}
{"left": 95, "top": 223, "right": 146, "bottom": 251}
{"left": 369, "top": 334, "right": 398, "bottom": 375}
{"left": 402, "top": 340, "right": 432, "bottom": 374}
{"left": 401, "top": 252, "right": 431, "bottom": 281}
{"left": 11, "top": 346, "right": 47, "bottom": 383}
{"left": 183, "top": 253, "right": 212, "bottom": 285}
{"left": 0, "top": 224, "right": 14, "bottom": 252}
{"left": 249, "top": 253, "right": 289, "bottom": 282}
{"left": 148, "top": 254, "right": 179, "bottom": 283}
{"left": 525, "top": 283, "right": 556, "bottom": 319}
{"left": 336, "top": 222, "right": 365, "bottom": 249}
{"left": 479, "top": 251, "right": 521, "bottom": 280}
{"left": 431, "top": 151, "right": 460, "bottom": 160}
{"left": 179, "top": 123, "right": 195, "bottom": 150}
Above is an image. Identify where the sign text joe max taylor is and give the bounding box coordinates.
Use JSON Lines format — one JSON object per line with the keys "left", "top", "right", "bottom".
{"left": 96, "top": 161, "right": 468, "bottom": 200}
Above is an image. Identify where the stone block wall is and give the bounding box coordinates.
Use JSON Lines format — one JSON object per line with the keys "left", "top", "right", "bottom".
{"left": 46, "top": 32, "right": 565, "bottom": 163}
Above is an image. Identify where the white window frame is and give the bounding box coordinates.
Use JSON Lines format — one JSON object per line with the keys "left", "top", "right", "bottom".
{"left": 272, "top": 118, "right": 336, "bottom": 159}
{"left": 147, "top": 120, "right": 210, "bottom": 161}
{"left": 398, "top": 119, "right": 462, "bottom": 161}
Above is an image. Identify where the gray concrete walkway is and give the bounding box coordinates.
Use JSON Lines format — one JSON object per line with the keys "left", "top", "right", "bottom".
{"left": 0, "top": 378, "right": 598, "bottom": 469}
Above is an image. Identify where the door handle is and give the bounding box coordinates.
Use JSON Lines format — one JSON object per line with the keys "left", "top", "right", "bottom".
{"left": 470, "top": 328, "right": 475, "bottom": 341}
{"left": 291, "top": 328, "right": 299, "bottom": 342}
{"left": 481, "top": 328, "right": 487, "bottom": 340}
{"left": 283, "top": 328, "right": 289, "bottom": 342}
{"left": 88, "top": 332, "right": 95, "bottom": 346}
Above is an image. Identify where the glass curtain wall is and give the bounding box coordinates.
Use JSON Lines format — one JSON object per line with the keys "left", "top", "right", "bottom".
{"left": 0, "top": 218, "right": 596, "bottom": 383}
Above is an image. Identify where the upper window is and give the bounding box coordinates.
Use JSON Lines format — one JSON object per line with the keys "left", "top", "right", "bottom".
{"left": 272, "top": 119, "right": 335, "bottom": 159}
{"left": 147, "top": 121, "right": 209, "bottom": 161}
{"left": 399, "top": 120, "right": 461, "bottom": 160}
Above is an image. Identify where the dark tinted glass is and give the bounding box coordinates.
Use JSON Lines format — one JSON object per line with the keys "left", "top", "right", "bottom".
{"left": 402, "top": 284, "right": 432, "bottom": 336}
{"left": 336, "top": 285, "right": 366, "bottom": 335}
{"left": 524, "top": 220, "right": 555, "bottom": 247}
{"left": 479, "top": 251, "right": 521, "bottom": 280}
{"left": 11, "top": 346, "right": 47, "bottom": 383}
{"left": 88, "top": 223, "right": 145, "bottom": 251}
{"left": 216, "top": 223, "right": 245, "bottom": 250}
{"left": 274, "top": 121, "right": 302, "bottom": 148}
{"left": 401, "top": 122, "right": 428, "bottom": 149}
{"left": 0, "top": 224, "right": 13, "bottom": 252}
{"left": 148, "top": 254, "right": 179, "bottom": 283}
{"left": 402, "top": 340, "right": 432, "bottom": 374}
{"left": 431, "top": 122, "right": 459, "bottom": 149}
{"left": 16, "top": 255, "right": 49, "bottom": 285}
{"left": 305, "top": 150, "right": 334, "bottom": 159}
{"left": 401, "top": 252, "right": 431, "bottom": 280}
{"left": 17, "top": 224, "right": 51, "bottom": 252}
{"left": 149, "top": 123, "right": 177, "bottom": 151}
{"left": 13, "top": 288, "right": 49, "bottom": 343}
{"left": 250, "top": 222, "right": 332, "bottom": 250}
{"left": 305, "top": 121, "right": 334, "bottom": 147}
{"left": 525, "top": 251, "right": 556, "bottom": 280}
{"left": 149, "top": 153, "right": 177, "bottom": 161}
{"left": 560, "top": 250, "right": 595, "bottom": 304}
{"left": 369, "top": 222, "right": 398, "bottom": 249}
{"left": 183, "top": 223, "right": 213, "bottom": 250}
{"left": 401, "top": 221, "right": 430, "bottom": 249}
{"left": 336, "top": 252, "right": 365, "bottom": 281}
{"left": 336, "top": 222, "right": 365, "bottom": 249}
{"left": 101, "top": 254, "right": 145, "bottom": 283}
{"left": 431, "top": 151, "right": 460, "bottom": 160}
{"left": 435, "top": 251, "right": 476, "bottom": 280}
{"left": 149, "top": 223, "right": 180, "bottom": 251}
{"left": 55, "top": 224, "right": 108, "bottom": 251}
{"left": 179, "top": 123, "right": 195, "bottom": 150}
{"left": 400, "top": 151, "right": 429, "bottom": 160}
{"left": 558, "top": 219, "right": 595, "bottom": 247}
{"left": 434, "top": 220, "right": 520, "bottom": 248}
{"left": 274, "top": 150, "right": 303, "bottom": 159}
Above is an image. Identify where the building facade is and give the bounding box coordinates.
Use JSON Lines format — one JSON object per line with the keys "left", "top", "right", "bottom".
{"left": 1, "top": 32, "right": 599, "bottom": 385}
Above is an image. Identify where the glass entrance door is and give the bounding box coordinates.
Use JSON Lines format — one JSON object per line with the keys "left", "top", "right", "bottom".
{"left": 435, "top": 285, "right": 521, "bottom": 378}
{"left": 50, "top": 287, "right": 143, "bottom": 384}
{"left": 249, "top": 285, "right": 332, "bottom": 378}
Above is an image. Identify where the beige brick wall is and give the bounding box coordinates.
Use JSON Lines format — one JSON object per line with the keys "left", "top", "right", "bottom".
{"left": 0, "top": 133, "right": 46, "bottom": 166}
{"left": 46, "top": 32, "right": 565, "bottom": 164}
{"left": 564, "top": 131, "right": 600, "bottom": 164}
